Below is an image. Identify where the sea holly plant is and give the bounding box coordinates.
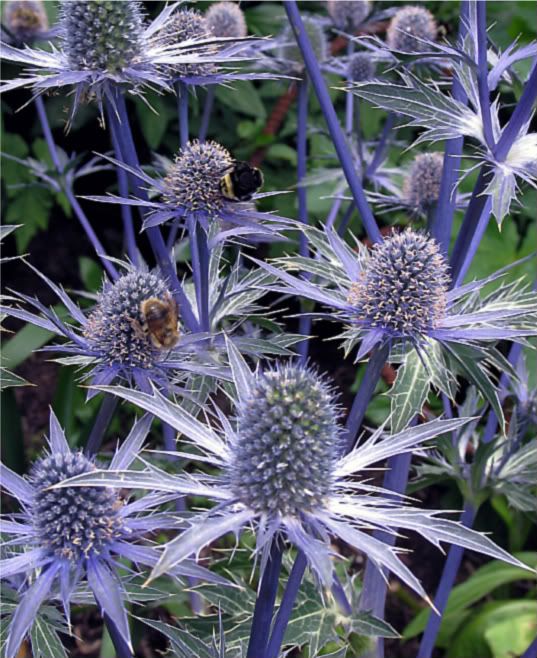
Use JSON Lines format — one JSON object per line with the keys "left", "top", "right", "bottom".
{"left": 1, "top": 1, "right": 537, "bottom": 658}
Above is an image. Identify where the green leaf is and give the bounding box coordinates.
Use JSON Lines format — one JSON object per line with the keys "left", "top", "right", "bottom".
{"left": 389, "top": 349, "right": 431, "bottom": 433}
{"left": 1, "top": 321, "right": 56, "bottom": 371}
{"left": 0, "top": 367, "right": 33, "bottom": 390}
{"left": 30, "top": 616, "right": 68, "bottom": 658}
{"left": 403, "top": 552, "right": 537, "bottom": 640}
{"left": 215, "top": 81, "right": 267, "bottom": 119}
{"left": 6, "top": 187, "right": 53, "bottom": 252}
{"left": 484, "top": 608, "right": 537, "bottom": 658}
{"left": 134, "top": 95, "right": 175, "bottom": 150}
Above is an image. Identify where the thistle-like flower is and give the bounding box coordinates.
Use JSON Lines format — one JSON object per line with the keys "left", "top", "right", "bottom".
{"left": 386, "top": 5, "right": 437, "bottom": 53}
{"left": 254, "top": 226, "right": 537, "bottom": 419}
{"left": 0, "top": 0, "right": 257, "bottom": 118}
{"left": 0, "top": 412, "right": 223, "bottom": 657}
{"left": 1, "top": 0, "right": 50, "bottom": 45}
{"left": 1, "top": 263, "right": 228, "bottom": 395}
{"left": 87, "top": 142, "right": 292, "bottom": 243}
{"left": 348, "top": 52, "right": 376, "bottom": 82}
{"left": 59, "top": 342, "right": 531, "bottom": 603}
{"left": 403, "top": 152, "right": 444, "bottom": 212}
{"left": 326, "top": 0, "right": 371, "bottom": 32}
{"left": 206, "top": 2, "right": 247, "bottom": 39}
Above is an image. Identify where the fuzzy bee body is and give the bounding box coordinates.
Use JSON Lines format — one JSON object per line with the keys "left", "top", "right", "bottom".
{"left": 138, "top": 293, "right": 180, "bottom": 350}
{"left": 220, "top": 161, "right": 264, "bottom": 201}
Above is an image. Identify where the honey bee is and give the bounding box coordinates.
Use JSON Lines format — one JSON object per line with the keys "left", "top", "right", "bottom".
{"left": 137, "top": 293, "right": 180, "bottom": 350}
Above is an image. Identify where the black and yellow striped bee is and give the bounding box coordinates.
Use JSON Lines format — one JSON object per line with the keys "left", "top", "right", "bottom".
{"left": 220, "top": 161, "right": 264, "bottom": 202}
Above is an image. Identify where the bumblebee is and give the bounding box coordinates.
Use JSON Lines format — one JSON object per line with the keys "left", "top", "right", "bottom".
{"left": 137, "top": 293, "right": 180, "bottom": 350}
{"left": 220, "top": 161, "right": 264, "bottom": 201}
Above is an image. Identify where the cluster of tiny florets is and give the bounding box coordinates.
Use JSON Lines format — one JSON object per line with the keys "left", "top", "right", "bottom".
{"left": 386, "top": 5, "right": 437, "bottom": 52}
{"left": 206, "top": 2, "right": 247, "bottom": 39}
{"left": 278, "top": 17, "right": 328, "bottom": 70}
{"left": 231, "top": 364, "right": 341, "bottom": 517}
{"left": 327, "top": 0, "right": 371, "bottom": 31}
{"left": 84, "top": 270, "right": 173, "bottom": 368}
{"left": 348, "top": 229, "right": 450, "bottom": 337}
{"left": 348, "top": 52, "right": 375, "bottom": 82}
{"left": 30, "top": 452, "right": 123, "bottom": 562}
{"left": 2, "top": 0, "right": 48, "bottom": 44}
{"left": 403, "top": 152, "right": 444, "bottom": 212}
{"left": 157, "top": 8, "right": 216, "bottom": 78}
{"left": 162, "top": 140, "right": 234, "bottom": 215}
{"left": 61, "top": 0, "right": 144, "bottom": 73}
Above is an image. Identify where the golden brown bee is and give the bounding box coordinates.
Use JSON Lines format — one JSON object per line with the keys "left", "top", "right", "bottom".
{"left": 138, "top": 293, "right": 180, "bottom": 350}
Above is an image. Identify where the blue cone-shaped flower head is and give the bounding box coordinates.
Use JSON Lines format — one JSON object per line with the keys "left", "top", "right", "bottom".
{"left": 206, "top": 2, "right": 247, "bottom": 39}
{"left": 347, "top": 229, "right": 450, "bottom": 339}
{"left": 2, "top": 0, "right": 48, "bottom": 45}
{"left": 231, "top": 364, "right": 341, "bottom": 516}
{"left": 348, "top": 52, "right": 376, "bottom": 82}
{"left": 163, "top": 139, "right": 234, "bottom": 216}
{"left": 387, "top": 5, "right": 437, "bottom": 52}
{"left": 85, "top": 269, "right": 176, "bottom": 370}
{"left": 157, "top": 8, "right": 216, "bottom": 78}
{"left": 403, "top": 152, "right": 444, "bottom": 213}
{"left": 61, "top": 0, "right": 143, "bottom": 73}
{"left": 327, "top": 0, "right": 371, "bottom": 31}
{"left": 30, "top": 451, "right": 123, "bottom": 562}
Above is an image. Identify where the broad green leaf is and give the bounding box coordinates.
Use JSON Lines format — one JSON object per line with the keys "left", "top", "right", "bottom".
{"left": 484, "top": 609, "right": 536, "bottom": 658}
{"left": 215, "top": 81, "right": 266, "bottom": 119}
{"left": 403, "top": 552, "right": 537, "bottom": 640}
{"left": 1, "top": 321, "right": 56, "bottom": 371}
{"left": 389, "top": 349, "right": 431, "bottom": 433}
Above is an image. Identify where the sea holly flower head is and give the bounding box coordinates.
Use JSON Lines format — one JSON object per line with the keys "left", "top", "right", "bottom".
{"left": 0, "top": 412, "right": 223, "bottom": 657}
{"left": 87, "top": 143, "right": 293, "bottom": 244}
{"left": 277, "top": 16, "right": 328, "bottom": 73}
{"left": 386, "top": 5, "right": 437, "bottom": 53}
{"left": 206, "top": 2, "right": 247, "bottom": 40}
{"left": 348, "top": 52, "right": 376, "bottom": 82}
{"left": 0, "top": 0, "right": 259, "bottom": 119}
{"left": 402, "top": 152, "right": 444, "bottom": 213}
{"left": 62, "top": 342, "right": 533, "bottom": 603}
{"left": 2, "top": 0, "right": 49, "bottom": 45}
{"left": 326, "top": 0, "right": 372, "bottom": 32}
{"left": 347, "top": 229, "right": 450, "bottom": 341}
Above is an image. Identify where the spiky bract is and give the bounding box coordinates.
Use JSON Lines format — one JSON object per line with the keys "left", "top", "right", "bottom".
{"left": 348, "top": 229, "right": 450, "bottom": 338}
{"left": 327, "top": 0, "right": 371, "bottom": 31}
{"left": 30, "top": 452, "right": 122, "bottom": 562}
{"left": 158, "top": 8, "right": 216, "bottom": 78}
{"left": 348, "top": 52, "right": 375, "bottom": 82}
{"left": 386, "top": 5, "right": 437, "bottom": 52}
{"left": 206, "top": 2, "right": 247, "bottom": 39}
{"left": 3, "top": 0, "right": 48, "bottom": 44}
{"left": 61, "top": 0, "right": 144, "bottom": 72}
{"left": 231, "top": 364, "right": 341, "bottom": 516}
{"left": 84, "top": 270, "right": 173, "bottom": 368}
{"left": 403, "top": 152, "right": 444, "bottom": 212}
{"left": 162, "top": 139, "right": 234, "bottom": 215}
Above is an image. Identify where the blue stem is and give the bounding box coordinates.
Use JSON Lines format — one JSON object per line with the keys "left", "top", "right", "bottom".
{"left": 106, "top": 89, "right": 199, "bottom": 332}
{"left": 190, "top": 220, "right": 210, "bottom": 332}
{"left": 365, "top": 113, "right": 395, "bottom": 181}
{"left": 430, "top": 1, "right": 469, "bottom": 253}
{"left": 345, "top": 41, "right": 355, "bottom": 136}
{"left": 476, "top": 1, "right": 495, "bottom": 151}
{"left": 34, "top": 96, "right": 119, "bottom": 281}
{"left": 416, "top": 503, "right": 477, "bottom": 658}
{"left": 338, "top": 202, "right": 355, "bottom": 237}
{"left": 284, "top": 1, "right": 381, "bottom": 244}
{"left": 246, "top": 541, "right": 284, "bottom": 658}
{"left": 266, "top": 552, "right": 308, "bottom": 658}
{"left": 452, "top": 196, "right": 492, "bottom": 287}
{"left": 84, "top": 394, "right": 118, "bottom": 456}
{"left": 109, "top": 124, "right": 138, "bottom": 265}
{"left": 176, "top": 81, "right": 189, "bottom": 148}
{"left": 199, "top": 86, "right": 215, "bottom": 142}
{"left": 103, "top": 614, "right": 133, "bottom": 658}
{"left": 345, "top": 344, "right": 389, "bottom": 451}
{"left": 296, "top": 75, "right": 310, "bottom": 361}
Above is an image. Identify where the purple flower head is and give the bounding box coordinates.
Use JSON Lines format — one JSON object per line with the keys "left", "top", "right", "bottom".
{"left": 0, "top": 412, "right": 223, "bottom": 657}
{"left": 348, "top": 52, "right": 376, "bottom": 82}
{"left": 2, "top": 0, "right": 49, "bottom": 45}
{"left": 386, "top": 5, "right": 437, "bottom": 53}
{"left": 403, "top": 152, "right": 444, "bottom": 213}
{"left": 67, "top": 341, "right": 532, "bottom": 602}
{"left": 277, "top": 16, "right": 328, "bottom": 73}
{"left": 347, "top": 229, "right": 450, "bottom": 340}
{"left": 327, "top": 0, "right": 371, "bottom": 32}
{"left": 231, "top": 363, "right": 342, "bottom": 516}
{"left": 206, "top": 2, "right": 247, "bottom": 40}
